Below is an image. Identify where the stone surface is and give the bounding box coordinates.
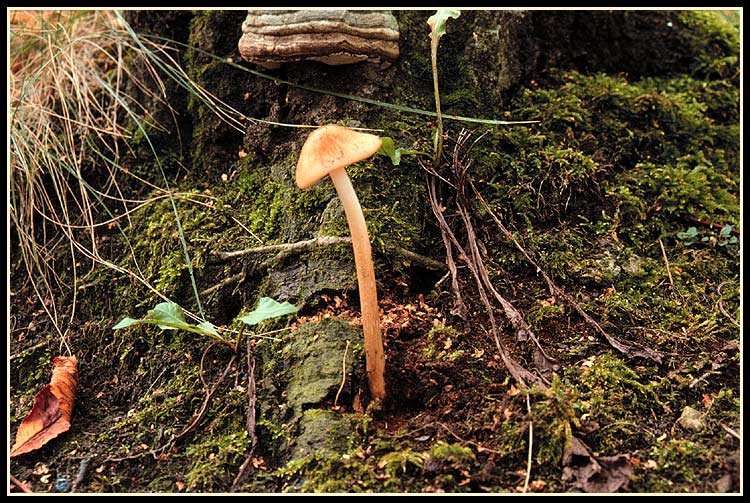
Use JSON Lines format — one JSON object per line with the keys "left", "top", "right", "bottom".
{"left": 281, "top": 318, "right": 360, "bottom": 420}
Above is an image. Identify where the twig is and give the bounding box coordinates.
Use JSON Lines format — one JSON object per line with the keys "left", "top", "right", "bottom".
{"left": 71, "top": 456, "right": 91, "bottom": 492}
{"left": 719, "top": 423, "right": 740, "bottom": 440}
{"left": 716, "top": 281, "right": 740, "bottom": 328}
{"left": 216, "top": 236, "right": 351, "bottom": 260}
{"left": 384, "top": 243, "right": 448, "bottom": 272}
{"left": 9, "top": 340, "right": 48, "bottom": 361}
{"left": 214, "top": 236, "right": 447, "bottom": 272}
{"left": 658, "top": 239, "right": 675, "bottom": 288}
{"left": 406, "top": 421, "right": 510, "bottom": 455}
{"left": 199, "top": 270, "right": 246, "bottom": 297}
{"left": 427, "top": 173, "right": 543, "bottom": 390}
{"left": 230, "top": 215, "right": 263, "bottom": 244}
{"left": 432, "top": 194, "right": 468, "bottom": 318}
{"left": 333, "top": 340, "right": 351, "bottom": 408}
{"left": 10, "top": 474, "right": 33, "bottom": 493}
{"left": 173, "top": 343, "right": 236, "bottom": 443}
{"left": 106, "top": 351, "right": 234, "bottom": 467}
{"left": 456, "top": 200, "right": 556, "bottom": 368}
{"left": 471, "top": 180, "right": 664, "bottom": 363}
{"left": 523, "top": 394, "right": 533, "bottom": 493}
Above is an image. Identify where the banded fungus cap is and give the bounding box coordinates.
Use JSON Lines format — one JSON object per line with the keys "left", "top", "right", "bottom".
{"left": 239, "top": 10, "right": 400, "bottom": 69}
{"left": 296, "top": 124, "right": 382, "bottom": 189}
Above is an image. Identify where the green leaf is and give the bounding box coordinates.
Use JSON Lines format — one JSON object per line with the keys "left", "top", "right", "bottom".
{"left": 149, "top": 302, "right": 187, "bottom": 330}
{"left": 427, "top": 9, "right": 461, "bottom": 41}
{"left": 238, "top": 297, "right": 298, "bottom": 327}
{"left": 720, "top": 224, "right": 734, "bottom": 237}
{"left": 676, "top": 227, "right": 698, "bottom": 240}
{"left": 196, "top": 321, "right": 220, "bottom": 337}
{"left": 378, "top": 137, "right": 402, "bottom": 166}
{"left": 112, "top": 317, "right": 140, "bottom": 330}
{"left": 111, "top": 302, "right": 230, "bottom": 344}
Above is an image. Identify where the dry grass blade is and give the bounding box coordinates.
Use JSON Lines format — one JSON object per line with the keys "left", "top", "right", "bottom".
{"left": 9, "top": 10, "right": 215, "bottom": 340}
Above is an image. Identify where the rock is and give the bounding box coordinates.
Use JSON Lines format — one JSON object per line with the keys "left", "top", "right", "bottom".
{"left": 677, "top": 405, "right": 705, "bottom": 432}
{"left": 281, "top": 318, "right": 360, "bottom": 420}
{"left": 264, "top": 255, "right": 355, "bottom": 310}
{"left": 621, "top": 254, "right": 645, "bottom": 277}
{"left": 289, "top": 409, "right": 355, "bottom": 460}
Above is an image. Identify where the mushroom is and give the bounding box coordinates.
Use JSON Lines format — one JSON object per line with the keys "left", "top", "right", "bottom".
{"left": 296, "top": 124, "right": 386, "bottom": 401}
{"left": 239, "top": 10, "right": 400, "bottom": 69}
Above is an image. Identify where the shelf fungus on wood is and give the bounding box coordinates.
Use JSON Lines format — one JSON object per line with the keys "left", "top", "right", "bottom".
{"left": 238, "top": 10, "right": 400, "bottom": 69}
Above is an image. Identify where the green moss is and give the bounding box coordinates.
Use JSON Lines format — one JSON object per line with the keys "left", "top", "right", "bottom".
{"left": 529, "top": 376, "right": 581, "bottom": 467}
{"left": 677, "top": 11, "right": 740, "bottom": 80}
{"left": 379, "top": 448, "right": 426, "bottom": 476}
{"left": 9, "top": 352, "right": 53, "bottom": 429}
{"left": 118, "top": 195, "right": 215, "bottom": 301}
{"left": 184, "top": 431, "right": 250, "bottom": 492}
{"left": 427, "top": 440, "right": 475, "bottom": 465}
{"left": 632, "top": 438, "right": 726, "bottom": 492}
{"left": 277, "top": 449, "right": 389, "bottom": 493}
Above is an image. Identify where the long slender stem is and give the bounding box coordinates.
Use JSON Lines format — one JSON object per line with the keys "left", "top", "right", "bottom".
{"left": 431, "top": 37, "right": 444, "bottom": 170}
{"left": 328, "top": 168, "right": 386, "bottom": 401}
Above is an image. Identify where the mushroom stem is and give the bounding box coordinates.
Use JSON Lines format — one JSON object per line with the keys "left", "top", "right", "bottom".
{"left": 328, "top": 167, "right": 387, "bottom": 401}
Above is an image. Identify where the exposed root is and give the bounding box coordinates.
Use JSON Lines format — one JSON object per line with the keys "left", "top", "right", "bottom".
{"left": 231, "top": 338, "right": 259, "bottom": 492}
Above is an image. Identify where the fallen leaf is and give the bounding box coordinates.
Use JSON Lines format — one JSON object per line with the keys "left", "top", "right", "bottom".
{"left": 528, "top": 479, "right": 547, "bottom": 491}
{"left": 562, "top": 435, "right": 632, "bottom": 493}
{"left": 10, "top": 356, "right": 79, "bottom": 457}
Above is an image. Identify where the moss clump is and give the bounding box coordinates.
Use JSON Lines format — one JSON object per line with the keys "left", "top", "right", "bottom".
{"left": 632, "top": 438, "right": 728, "bottom": 493}
{"left": 277, "top": 448, "right": 387, "bottom": 493}
{"left": 528, "top": 376, "right": 581, "bottom": 468}
{"left": 288, "top": 409, "right": 356, "bottom": 460}
{"left": 184, "top": 431, "right": 250, "bottom": 492}
{"left": 117, "top": 194, "right": 215, "bottom": 302}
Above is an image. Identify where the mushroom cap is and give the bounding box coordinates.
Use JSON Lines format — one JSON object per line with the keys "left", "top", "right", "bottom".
{"left": 296, "top": 124, "right": 382, "bottom": 189}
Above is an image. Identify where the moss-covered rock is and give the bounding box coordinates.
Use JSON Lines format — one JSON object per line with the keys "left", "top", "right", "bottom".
{"left": 280, "top": 319, "right": 361, "bottom": 421}
{"left": 289, "top": 409, "right": 356, "bottom": 461}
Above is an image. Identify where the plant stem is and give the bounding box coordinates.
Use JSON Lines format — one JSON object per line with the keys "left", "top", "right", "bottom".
{"left": 431, "top": 37, "right": 444, "bottom": 170}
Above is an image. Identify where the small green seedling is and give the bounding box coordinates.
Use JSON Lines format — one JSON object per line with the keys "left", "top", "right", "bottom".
{"left": 676, "top": 225, "right": 738, "bottom": 250}
{"left": 427, "top": 9, "right": 461, "bottom": 169}
{"left": 377, "top": 136, "right": 423, "bottom": 166}
{"left": 113, "top": 296, "right": 298, "bottom": 350}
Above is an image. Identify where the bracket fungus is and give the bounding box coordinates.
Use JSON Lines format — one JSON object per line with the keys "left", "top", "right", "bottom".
{"left": 239, "top": 10, "right": 400, "bottom": 68}
{"left": 296, "top": 124, "right": 387, "bottom": 401}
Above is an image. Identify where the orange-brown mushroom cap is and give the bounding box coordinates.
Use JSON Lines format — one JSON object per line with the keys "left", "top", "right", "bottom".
{"left": 296, "top": 124, "right": 382, "bottom": 189}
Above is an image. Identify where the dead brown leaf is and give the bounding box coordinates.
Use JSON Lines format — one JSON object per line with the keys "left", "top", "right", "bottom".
{"left": 10, "top": 356, "right": 79, "bottom": 457}
{"left": 562, "top": 435, "right": 632, "bottom": 493}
